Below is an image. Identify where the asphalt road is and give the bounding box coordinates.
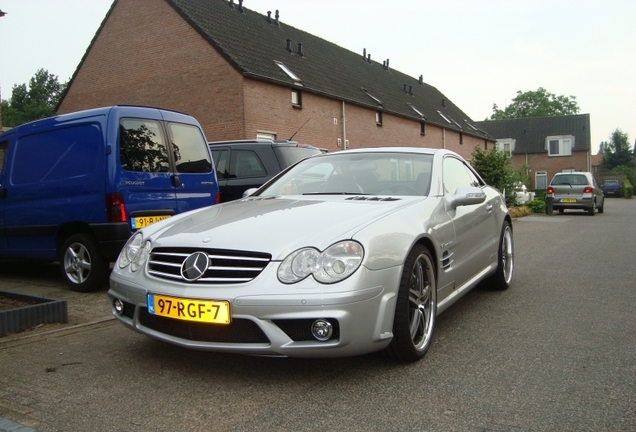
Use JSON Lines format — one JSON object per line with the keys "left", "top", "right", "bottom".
{"left": 1, "top": 198, "right": 635, "bottom": 431}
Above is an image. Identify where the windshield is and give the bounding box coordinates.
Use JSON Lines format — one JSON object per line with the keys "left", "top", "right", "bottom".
{"left": 257, "top": 152, "right": 433, "bottom": 196}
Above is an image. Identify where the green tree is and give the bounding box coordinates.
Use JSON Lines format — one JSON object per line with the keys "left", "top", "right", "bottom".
{"left": 602, "top": 128, "right": 634, "bottom": 170}
{"left": 489, "top": 87, "right": 580, "bottom": 120}
{"left": 471, "top": 146, "right": 516, "bottom": 206}
{"left": 1, "top": 69, "right": 67, "bottom": 127}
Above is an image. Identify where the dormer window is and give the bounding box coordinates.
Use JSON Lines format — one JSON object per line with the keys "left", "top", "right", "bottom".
{"left": 274, "top": 60, "right": 302, "bottom": 84}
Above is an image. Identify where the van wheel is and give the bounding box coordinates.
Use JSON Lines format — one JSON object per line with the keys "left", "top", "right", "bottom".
{"left": 60, "top": 233, "right": 109, "bottom": 292}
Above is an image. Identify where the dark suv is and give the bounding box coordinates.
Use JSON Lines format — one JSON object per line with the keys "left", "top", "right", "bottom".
{"left": 208, "top": 139, "right": 322, "bottom": 202}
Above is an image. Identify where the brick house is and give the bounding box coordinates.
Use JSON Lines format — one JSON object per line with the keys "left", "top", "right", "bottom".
{"left": 475, "top": 114, "right": 592, "bottom": 189}
{"left": 58, "top": 0, "right": 493, "bottom": 158}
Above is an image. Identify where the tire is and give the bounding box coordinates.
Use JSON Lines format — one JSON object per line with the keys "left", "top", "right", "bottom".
{"left": 588, "top": 201, "right": 596, "bottom": 216}
{"left": 384, "top": 245, "right": 436, "bottom": 362}
{"left": 60, "top": 233, "right": 109, "bottom": 292}
{"left": 598, "top": 197, "right": 604, "bottom": 214}
{"left": 558, "top": 209, "right": 564, "bottom": 214}
{"left": 488, "top": 221, "right": 514, "bottom": 291}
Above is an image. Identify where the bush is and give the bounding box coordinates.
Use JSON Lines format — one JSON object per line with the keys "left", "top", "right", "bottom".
{"left": 509, "top": 206, "right": 531, "bottom": 218}
{"left": 623, "top": 179, "right": 633, "bottom": 198}
{"left": 526, "top": 199, "right": 546, "bottom": 213}
{"left": 530, "top": 189, "right": 546, "bottom": 201}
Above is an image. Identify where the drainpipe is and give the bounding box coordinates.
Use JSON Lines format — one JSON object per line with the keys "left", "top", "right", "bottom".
{"left": 342, "top": 101, "right": 348, "bottom": 149}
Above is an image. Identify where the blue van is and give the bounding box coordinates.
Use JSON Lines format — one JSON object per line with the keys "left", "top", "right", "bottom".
{"left": 0, "top": 106, "right": 219, "bottom": 291}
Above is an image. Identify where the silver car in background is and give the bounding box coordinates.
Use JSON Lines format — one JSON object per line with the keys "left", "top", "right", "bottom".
{"left": 547, "top": 172, "right": 604, "bottom": 215}
{"left": 109, "top": 148, "right": 513, "bottom": 361}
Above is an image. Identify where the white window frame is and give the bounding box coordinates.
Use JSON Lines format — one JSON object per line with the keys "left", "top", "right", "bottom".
{"left": 535, "top": 171, "right": 547, "bottom": 190}
{"left": 546, "top": 135, "right": 574, "bottom": 157}
{"left": 496, "top": 139, "right": 515, "bottom": 156}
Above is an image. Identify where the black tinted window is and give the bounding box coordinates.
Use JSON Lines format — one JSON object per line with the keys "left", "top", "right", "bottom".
{"left": 120, "top": 119, "right": 169, "bottom": 173}
{"left": 230, "top": 150, "right": 266, "bottom": 178}
{"left": 169, "top": 123, "right": 212, "bottom": 174}
{"left": 273, "top": 146, "right": 321, "bottom": 168}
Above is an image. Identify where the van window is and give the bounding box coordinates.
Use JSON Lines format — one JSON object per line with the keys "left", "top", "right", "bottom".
{"left": 120, "top": 119, "right": 170, "bottom": 173}
{"left": 168, "top": 123, "right": 212, "bottom": 174}
{"left": 0, "top": 141, "right": 7, "bottom": 173}
{"left": 11, "top": 124, "right": 101, "bottom": 185}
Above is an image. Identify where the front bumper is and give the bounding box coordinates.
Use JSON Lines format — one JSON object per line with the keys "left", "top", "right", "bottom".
{"left": 108, "top": 263, "right": 402, "bottom": 358}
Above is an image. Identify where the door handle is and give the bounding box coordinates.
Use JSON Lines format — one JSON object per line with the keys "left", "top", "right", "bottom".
{"left": 171, "top": 175, "right": 181, "bottom": 188}
{"left": 486, "top": 204, "right": 493, "bottom": 212}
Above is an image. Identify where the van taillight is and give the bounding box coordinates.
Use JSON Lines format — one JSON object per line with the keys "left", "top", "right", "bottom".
{"left": 583, "top": 186, "right": 593, "bottom": 193}
{"left": 547, "top": 186, "right": 554, "bottom": 194}
{"left": 215, "top": 191, "right": 221, "bottom": 204}
{"left": 106, "top": 193, "right": 127, "bottom": 222}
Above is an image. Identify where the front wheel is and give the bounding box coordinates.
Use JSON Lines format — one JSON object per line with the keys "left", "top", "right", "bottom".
{"left": 60, "top": 233, "right": 109, "bottom": 292}
{"left": 488, "top": 221, "right": 514, "bottom": 290}
{"left": 384, "top": 245, "right": 437, "bottom": 362}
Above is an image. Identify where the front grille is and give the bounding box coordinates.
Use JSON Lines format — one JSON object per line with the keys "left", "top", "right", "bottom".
{"left": 148, "top": 247, "right": 271, "bottom": 284}
{"left": 273, "top": 319, "right": 340, "bottom": 341}
{"left": 139, "top": 308, "right": 270, "bottom": 343}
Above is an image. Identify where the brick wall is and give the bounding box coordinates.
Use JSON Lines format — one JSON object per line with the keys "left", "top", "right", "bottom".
{"left": 58, "top": 0, "right": 246, "bottom": 141}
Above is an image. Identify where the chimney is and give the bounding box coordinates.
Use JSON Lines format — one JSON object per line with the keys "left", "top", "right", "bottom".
{"left": 386, "top": 59, "right": 389, "bottom": 69}
{"left": 297, "top": 42, "right": 304, "bottom": 57}
{"left": 229, "top": 0, "right": 234, "bottom": 8}
{"left": 363, "top": 48, "right": 366, "bottom": 59}
{"left": 418, "top": 75, "right": 423, "bottom": 85}
{"left": 286, "top": 39, "right": 292, "bottom": 52}
{"left": 442, "top": 99, "right": 446, "bottom": 108}
{"left": 403, "top": 84, "right": 408, "bottom": 93}
{"left": 267, "top": 11, "right": 272, "bottom": 23}
{"left": 238, "top": 0, "right": 243, "bottom": 12}
{"left": 367, "top": 54, "right": 371, "bottom": 63}
{"left": 275, "top": 10, "right": 280, "bottom": 26}
{"left": 409, "top": 85, "right": 413, "bottom": 96}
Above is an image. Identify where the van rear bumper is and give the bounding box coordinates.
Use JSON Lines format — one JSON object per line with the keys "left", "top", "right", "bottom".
{"left": 89, "top": 223, "right": 131, "bottom": 261}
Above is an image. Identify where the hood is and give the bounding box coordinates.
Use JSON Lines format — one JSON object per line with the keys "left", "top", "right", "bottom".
{"left": 146, "top": 196, "right": 422, "bottom": 260}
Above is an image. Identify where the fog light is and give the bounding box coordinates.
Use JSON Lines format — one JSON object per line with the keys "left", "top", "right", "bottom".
{"left": 311, "top": 319, "right": 333, "bottom": 341}
{"left": 114, "top": 298, "right": 124, "bottom": 314}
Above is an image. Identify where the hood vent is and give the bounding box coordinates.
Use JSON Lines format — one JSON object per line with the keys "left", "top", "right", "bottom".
{"left": 345, "top": 196, "right": 401, "bottom": 202}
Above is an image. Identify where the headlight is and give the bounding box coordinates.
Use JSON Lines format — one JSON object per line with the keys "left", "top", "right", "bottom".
{"left": 118, "top": 232, "right": 151, "bottom": 271}
{"left": 278, "top": 240, "right": 364, "bottom": 284}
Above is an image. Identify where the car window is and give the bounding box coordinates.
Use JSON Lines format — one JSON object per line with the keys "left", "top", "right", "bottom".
{"left": 443, "top": 157, "right": 480, "bottom": 194}
{"left": 120, "top": 119, "right": 170, "bottom": 173}
{"left": 210, "top": 149, "right": 229, "bottom": 178}
{"left": 272, "top": 146, "right": 321, "bottom": 168}
{"left": 552, "top": 174, "right": 589, "bottom": 185}
{"left": 168, "top": 123, "right": 212, "bottom": 174}
{"left": 230, "top": 150, "right": 267, "bottom": 178}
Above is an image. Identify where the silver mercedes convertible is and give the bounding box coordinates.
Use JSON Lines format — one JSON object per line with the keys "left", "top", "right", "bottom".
{"left": 109, "top": 147, "right": 513, "bottom": 361}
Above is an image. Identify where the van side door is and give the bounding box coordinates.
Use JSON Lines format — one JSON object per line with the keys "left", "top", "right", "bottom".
{"left": 165, "top": 121, "right": 216, "bottom": 212}
{"left": 0, "top": 140, "right": 8, "bottom": 251}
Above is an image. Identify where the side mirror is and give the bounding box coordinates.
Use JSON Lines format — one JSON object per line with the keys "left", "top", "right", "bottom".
{"left": 445, "top": 186, "right": 486, "bottom": 211}
{"left": 243, "top": 188, "right": 259, "bottom": 198}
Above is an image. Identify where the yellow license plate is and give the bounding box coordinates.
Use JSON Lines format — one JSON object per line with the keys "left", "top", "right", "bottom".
{"left": 147, "top": 294, "right": 230, "bottom": 324}
{"left": 132, "top": 215, "right": 171, "bottom": 229}
{"left": 561, "top": 198, "right": 576, "bottom": 203}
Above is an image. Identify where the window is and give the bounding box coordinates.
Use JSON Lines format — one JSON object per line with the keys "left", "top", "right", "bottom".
{"left": 291, "top": 89, "right": 302, "bottom": 108}
{"left": 459, "top": 133, "right": 463, "bottom": 145}
{"left": 168, "top": 123, "right": 212, "bottom": 174}
{"left": 420, "top": 122, "right": 426, "bottom": 136}
{"left": 443, "top": 157, "right": 482, "bottom": 195}
{"left": 230, "top": 150, "right": 267, "bottom": 178}
{"left": 407, "top": 103, "right": 426, "bottom": 119}
{"left": 546, "top": 135, "right": 574, "bottom": 156}
{"left": 535, "top": 171, "right": 547, "bottom": 190}
{"left": 210, "top": 149, "right": 229, "bottom": 178}
{"left": 362, "top": 88, "right": 383, "bottom": 107}
{"left": 274, "top": 60, "right": 302, "bottom": 84}
{"left": 496, "top": 139, "right": 515, "bottom": 156}
{"left": 376, "top": 111, "right": 383, "bottom": 126}
{"left": 120, "top": 119, "right": 170, "bottom": 173}
{"left": 0, "top": 141, "right": 7, "bottom": 173}
{"left": 256, "top": 131, "right": 276, "bottom": 140}
{"left": 437, "top": 110, "right": 452, "bottom": 125}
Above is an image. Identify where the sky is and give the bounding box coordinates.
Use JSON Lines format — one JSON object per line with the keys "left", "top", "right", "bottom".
{"left": 1, "top": 0, "right": 635, "bottom": 153}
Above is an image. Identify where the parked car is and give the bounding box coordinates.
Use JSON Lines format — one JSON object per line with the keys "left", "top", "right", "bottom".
{"left": 601, "top": 179, "right": 622, "bottom": 197}
{"left": 0, "top": 106, "right": 219, "bottom": 292}
{"left": 109, "top": 147, "right": 513, "bottom": 361}
{"left": 547, "top": 172, "right": 604, "bottom": 215}
{"left": 208, "top": 139, "right": 321, "bottom": 202}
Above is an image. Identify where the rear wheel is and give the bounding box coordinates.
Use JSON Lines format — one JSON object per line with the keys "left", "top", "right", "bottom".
{"left": 588, "top": 201, "right": 596, "bottom": 216}
{"left": 60, "top": 233, "right": 109, "bottom": 292}
{"left": 598, "top": 197, "right": 604, "bottom": 214}
{"left": 384, "top": 245, "right": 436, "bottom": 362}
{"left": 488, "top": 221, "right": 514, "bottom": 290}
